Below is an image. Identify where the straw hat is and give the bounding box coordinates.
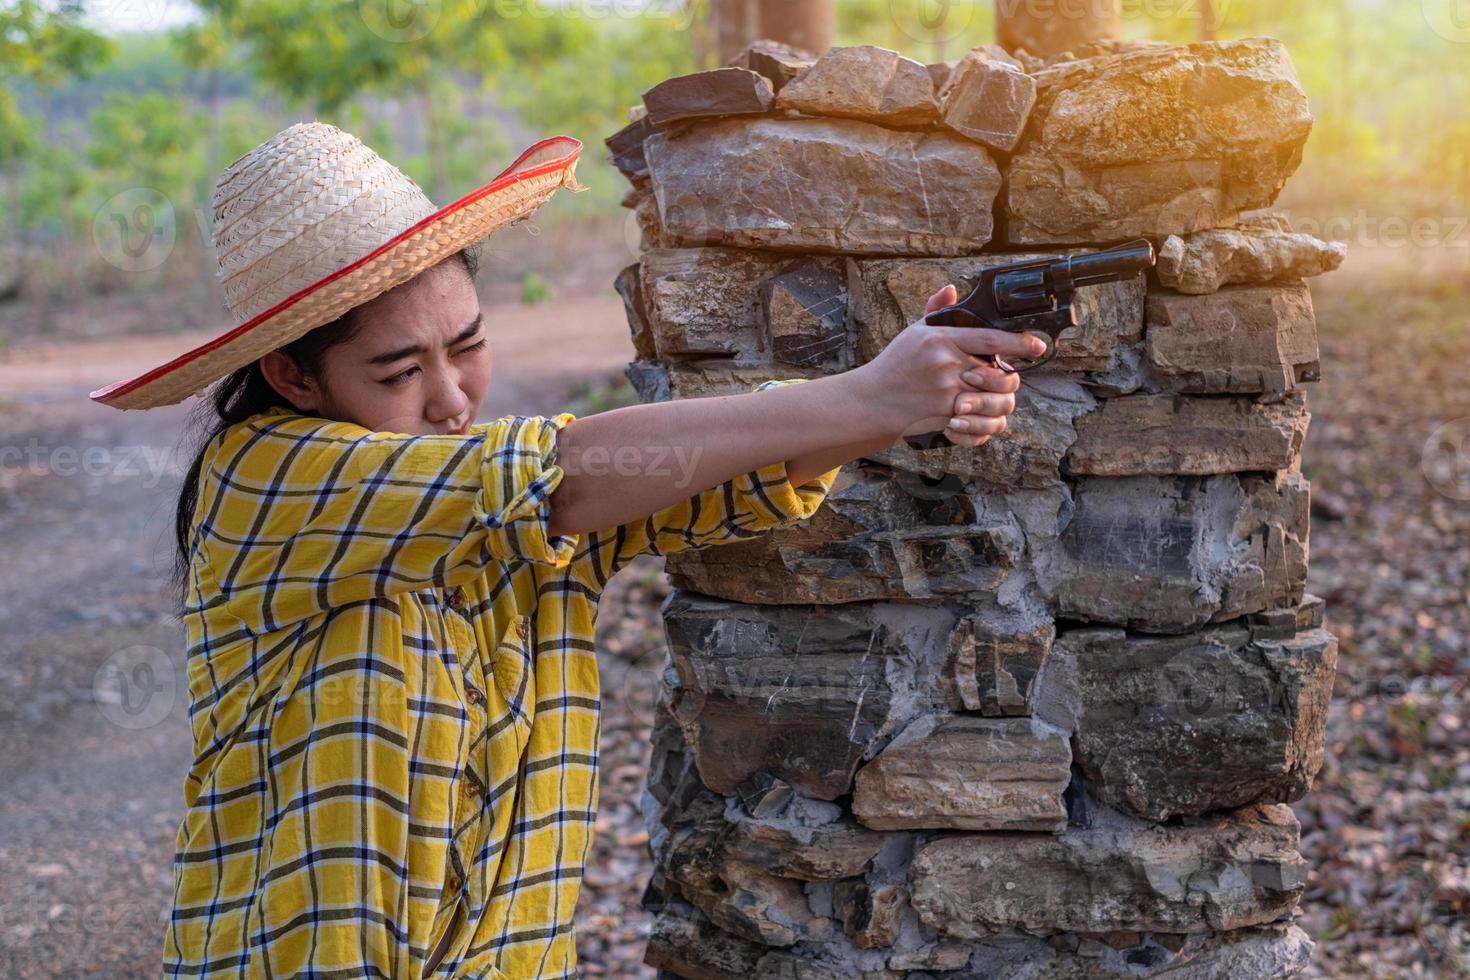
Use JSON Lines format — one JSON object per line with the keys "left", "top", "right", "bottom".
{"left": 90, "top": 121, "right": 585, "bottom": 410}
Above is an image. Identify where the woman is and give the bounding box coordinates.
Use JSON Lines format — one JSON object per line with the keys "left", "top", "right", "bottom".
{"left": 91, "top": 122, "right": 1033, "bottom": 978}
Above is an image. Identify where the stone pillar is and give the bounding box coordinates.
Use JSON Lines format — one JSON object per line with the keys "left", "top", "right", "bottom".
{"left": 606, "top": 37, "right": 1345, "bottom": 980}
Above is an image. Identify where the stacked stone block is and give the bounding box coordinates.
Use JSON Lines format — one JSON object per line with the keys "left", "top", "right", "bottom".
{"left": 607, "top": 36, "right": 1345, "bottom": 979}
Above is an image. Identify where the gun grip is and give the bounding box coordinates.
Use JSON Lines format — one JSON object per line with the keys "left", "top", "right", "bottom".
{"left": 903, "top": 429, "right": 952, "bottom": 451}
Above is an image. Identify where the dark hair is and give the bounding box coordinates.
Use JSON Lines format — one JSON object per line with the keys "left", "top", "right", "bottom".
{"left": 171, "top": 247, "right": 479, "bottom": 605}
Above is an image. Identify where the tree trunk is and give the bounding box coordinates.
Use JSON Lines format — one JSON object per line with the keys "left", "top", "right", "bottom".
{"left": 756, "top": 0, "right": 835, "bottom": 55}
{"left": 1199, "top": 0, "right": 1220, "bottom": 41}
{"left": 712, "top": 0, "right": 835, "bottom": 63}
{"left": 995, "top": 0, "right": 1122, "bottom": 57}
{"left": 713, "top": 0, "right": 759, "bottom": 64}
{"left": 5, "top": 164, "right": 22, "bottom": 299}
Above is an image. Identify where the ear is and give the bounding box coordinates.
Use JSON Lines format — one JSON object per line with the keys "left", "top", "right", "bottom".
{"left": 259, "top": 350, "right": 320, "bottom": 412}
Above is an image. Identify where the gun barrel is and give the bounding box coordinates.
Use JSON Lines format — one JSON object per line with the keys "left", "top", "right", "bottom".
{"left": 1060, "top": 238, "right": 1156, "bottom": 288}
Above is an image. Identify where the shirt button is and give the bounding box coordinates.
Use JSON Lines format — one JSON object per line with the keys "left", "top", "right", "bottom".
{"left": 515, "top": 619, "right": 528, "bottom": 639}
{"left": 462, "top": 772, "right": 482, "bottom": 798}
{"left": 446, "top": 587, "right": 466, "bottom": 610}
{"left": 464, "top": 685, "right": 485, "bottom": 706}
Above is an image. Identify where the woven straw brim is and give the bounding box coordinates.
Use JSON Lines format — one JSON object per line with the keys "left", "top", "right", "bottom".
{"left": 90, "top": 136, "right": 585, "bottom": 410}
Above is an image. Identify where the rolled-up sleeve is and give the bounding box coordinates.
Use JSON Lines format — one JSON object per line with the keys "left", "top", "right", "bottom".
{"left": 194, "top": 409, "right": 579, "bottom": 632}
{"left": 567, "top": 378, "right": 841, "bottom": 590}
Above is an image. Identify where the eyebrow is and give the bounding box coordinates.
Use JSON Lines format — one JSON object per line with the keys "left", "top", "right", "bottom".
{"left": 367, "top": 313, "right": 484, "bottom": 366}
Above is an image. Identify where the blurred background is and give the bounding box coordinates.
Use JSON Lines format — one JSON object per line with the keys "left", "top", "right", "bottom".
{"left": 0, "top": 1, "right": 1466, "bottom": 978}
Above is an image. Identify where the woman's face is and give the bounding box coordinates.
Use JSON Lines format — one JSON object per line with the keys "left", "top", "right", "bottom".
{"left": 262, "top": 260, "right": 490, "bottom": 435}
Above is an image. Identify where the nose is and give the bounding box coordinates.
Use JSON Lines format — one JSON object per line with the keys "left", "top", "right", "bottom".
{"left": 424, "top": 368, "right": 470, "bottom": 428}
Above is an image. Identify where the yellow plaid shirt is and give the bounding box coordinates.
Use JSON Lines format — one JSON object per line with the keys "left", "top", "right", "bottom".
{"left": 166, "top": 378, "right": 840, "bottom": 979}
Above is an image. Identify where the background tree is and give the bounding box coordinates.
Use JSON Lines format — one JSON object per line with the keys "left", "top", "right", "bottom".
{"left": 712, "top": 0, "right": 836, "bottom": 62}
{"left": 0, "top": 0, "right": 111, "bottom": 293}
{"left": 995, "top": 0, "right": 1121, "bottom": 56}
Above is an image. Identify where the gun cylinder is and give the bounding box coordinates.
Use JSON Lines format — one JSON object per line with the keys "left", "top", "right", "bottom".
{"left": 986, "top": 240, "right": 1158, "bottom": 318}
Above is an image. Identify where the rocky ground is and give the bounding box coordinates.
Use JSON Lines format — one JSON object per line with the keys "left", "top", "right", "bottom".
{"left": 0, "top": 245, "right": 1465, "bottom": 977}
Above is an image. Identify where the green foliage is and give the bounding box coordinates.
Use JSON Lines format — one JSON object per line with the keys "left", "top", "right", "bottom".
{"left": 17, "top": 126, "right": 90, "bottom": 237}
{"left": 497, "top": 8, "right": 695, "bottom": 138}
{"left": 519, "top": 270, "right": 551, "bottom": 306}
{"left": 86, "top": 91, "right": 208, "bottom": 232}
{"left": 5, "top": 0, "right": 1470, "bottom": 299}
{"left": 0, "top": 1, "right": 111, "bottom": 169}
{"left": 372, "top": 76, "right": 511, "bottom": 205}
{"left": 492, "top": 6, "right": 698, "bottom": 216}
{"left": 185, "top": 0, "right": 598, "bottom": 113}
{"left": 0, "top": 1, "right": 113, "bottom": 86}
{"left": 0, "top": 99, "right": 42, "bottom": 170}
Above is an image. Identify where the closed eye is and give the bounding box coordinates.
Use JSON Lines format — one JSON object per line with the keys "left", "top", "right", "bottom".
{"left": 379, "top": 335, "right": 484, "bottom": 386}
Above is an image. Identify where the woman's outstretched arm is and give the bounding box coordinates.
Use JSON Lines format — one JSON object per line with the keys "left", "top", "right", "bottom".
{"left": 547, "top": 285, "right": 1042, "bottom": 539}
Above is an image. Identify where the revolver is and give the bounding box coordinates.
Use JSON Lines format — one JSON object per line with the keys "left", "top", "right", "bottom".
{"left": 903, "top": 238, "right": 1157, "bottom": 451}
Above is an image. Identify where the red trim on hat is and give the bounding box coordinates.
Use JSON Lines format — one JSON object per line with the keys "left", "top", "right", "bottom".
{"left": 90, "top": 135, "right": 583, "bottom": 405}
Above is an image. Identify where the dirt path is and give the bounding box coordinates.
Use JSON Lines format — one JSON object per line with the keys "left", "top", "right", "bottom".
{"left": 0, "top": 294, "right": 642, "bottom": 977}
{"left": 0, "top": 294, "right": 634, "bottom": 414}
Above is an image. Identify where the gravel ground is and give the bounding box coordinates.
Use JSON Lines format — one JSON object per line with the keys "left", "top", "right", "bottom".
{"left": 1291, "top": 250, "right": 1470, "bottom": 979}
{"left": 0, "top": 398, "right": 194, "bottom": 978}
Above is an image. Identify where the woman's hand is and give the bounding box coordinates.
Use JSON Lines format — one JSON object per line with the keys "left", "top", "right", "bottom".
{"left": 858, "top": 284, "right": 1042, "bottom": 448}
{"left": 549, "top": 285, "right": 1041, "bottom": 535}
